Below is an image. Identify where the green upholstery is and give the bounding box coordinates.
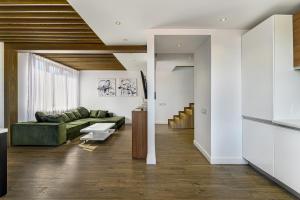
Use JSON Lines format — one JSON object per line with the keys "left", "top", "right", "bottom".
{"left": 12, "top": 107, "right": 125, "bottom": 146}
{"left": 97, "top": 110, "right": 108, "bottom": 118}
{"left": 90, "top": 110, "right": 98, "bottom": 118}
{"left": 72, "top": 110, "right": 82, "bottom": 119}
{"left": 61, "top": 113, "right": 71, "bottom": 122}
{"left": 77, "top": 107, "right": 90, "bottom": 118}
{"left": 65, "top": 112, "right": 77, "bottom": 121}
{"left": 12, "top": 122, "right": 66, "bottom": 146}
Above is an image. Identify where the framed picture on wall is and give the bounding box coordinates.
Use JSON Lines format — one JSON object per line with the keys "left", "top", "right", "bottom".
{"left": 117, "top": 78, "right": 138, "bottom": 97}
{"left": 97, "top": 79, "right": 116, "bottom": 96}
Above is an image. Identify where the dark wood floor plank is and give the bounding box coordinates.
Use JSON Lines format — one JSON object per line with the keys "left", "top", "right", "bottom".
{"left": 4, "top": 125, "right": 297, "bottom": 200}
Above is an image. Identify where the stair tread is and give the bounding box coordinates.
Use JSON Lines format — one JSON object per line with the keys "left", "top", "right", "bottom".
{"left": 168, "top": 103, "right": 194, "bottom": 129}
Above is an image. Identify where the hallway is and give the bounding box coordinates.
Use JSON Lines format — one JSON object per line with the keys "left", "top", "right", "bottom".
{"left": 4, "top": 125, "right": 296, "bottom": 200}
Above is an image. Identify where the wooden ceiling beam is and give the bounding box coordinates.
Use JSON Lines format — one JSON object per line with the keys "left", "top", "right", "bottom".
{"left": 0, "top": 24, "right": 91, "bottom": 29}
{"left": 40, "top": 53, "right": 114, "bottom": 59}
{"left": 0, "top": 0, "right": 69, "bottom": 6}
{"left": 0, "top": 33, "right": 97, "bottom": 37}
{"left": 0, "top": 39, "right": 101, "bottom": 43}
{"left": 0, "top": 18, "right": 85, "bottom": 24}
{"left": 0, "top": 12, "right": 81, "bottom": 19}
{"left": 0, "top": 28, "right": 96, "bottom": 36}
{"left": 0, "top": 5, "right": 74, "bottom": 12}
{"left": 6, "top": 43, "right": 147, "bottom": 53}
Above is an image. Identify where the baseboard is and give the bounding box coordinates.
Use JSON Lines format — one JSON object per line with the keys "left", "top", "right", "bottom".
{"left": 210, "top": 157, "right": 248, "bottom": 165}
{"left": 193, "top": 140, "right": 211, "bottom": 163}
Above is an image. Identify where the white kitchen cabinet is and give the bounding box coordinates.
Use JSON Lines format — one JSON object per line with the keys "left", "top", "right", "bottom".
{"left": 242, "top": 15, "right": 300, "bottom": 121}
{"left": 242, "top": 119, "right": 274, "bottom": 176}
{"left": 274, "top": 127, "right": 300, "bottom": 193}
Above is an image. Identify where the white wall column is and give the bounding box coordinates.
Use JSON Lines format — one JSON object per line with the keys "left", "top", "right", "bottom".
{"left": 0, "top": 42, "right": 4, "bottom": 127}
{"left": 146, "top": 33, "right": 156, "bottom": 165}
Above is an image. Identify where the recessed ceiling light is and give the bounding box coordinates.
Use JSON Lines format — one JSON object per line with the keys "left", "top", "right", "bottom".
{"left": 115, "top": 21, "right": 121, "bottom": 25}
{"left": 177, "top": 43, "right": 182, "bottom": 48}
{"left": 219, "top": 17, "right": 228, "bottom": 22}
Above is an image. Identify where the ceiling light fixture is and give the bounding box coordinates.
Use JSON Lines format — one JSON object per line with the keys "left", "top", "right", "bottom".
{"left": 219, "top": 17, "right": 228, "bottom": 22}
{"left": 177, "top": 43, "right": 182, "bottom": 48}
{"left": 115, "top": 21, "right": 121, "bottom": 25}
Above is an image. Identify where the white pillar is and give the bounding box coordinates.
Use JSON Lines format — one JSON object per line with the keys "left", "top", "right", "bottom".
{"left": 146, "top": 33, "right": 156, "bottom": 165}
{"left": 0, "top": 42, "right": 4, "bottom": 128}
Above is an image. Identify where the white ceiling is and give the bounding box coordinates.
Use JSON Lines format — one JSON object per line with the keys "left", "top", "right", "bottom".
{"left": 114, "top": 53, "right": 147, "bottom": 71}
{"left": 155, "top": 35, "right": 209, "bottom": 54}
{"left": 68, "top": 0, "right": 300, "bottom": 45}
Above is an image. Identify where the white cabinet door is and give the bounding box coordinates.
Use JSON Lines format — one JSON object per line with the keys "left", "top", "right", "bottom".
{"left": 243, "top": 119, "right": 274, "bottom": 176}
{"left": 242, "top": 16, "right": 274, "bottom": 120}
{"left": 274, "top": 127, "right": 300, "bottom": 193}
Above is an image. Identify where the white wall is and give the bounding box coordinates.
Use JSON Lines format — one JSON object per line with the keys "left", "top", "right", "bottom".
{"left": 147, "top": 29, "right": 246, "bottom": 165}
{"left": 193, "top": 38, "right": 211, "bottom": 161}
{"left": 0, "top": 42, "right": 4, "bottom": 127}
{"left": 80, "top": 70, "right": 144, "bottom": 123}
{"left": 156, "top": 54, "right": 194, "bottom": 124}
{"left": 18, "top": 53, "right": 29, "bottom": 122}
{"left": 210, "top": 30, "right": 244, "bottom": 164}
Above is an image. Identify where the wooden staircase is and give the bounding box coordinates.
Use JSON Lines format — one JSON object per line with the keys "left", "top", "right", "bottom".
{"left": 168, "top": 103, "right": 194, "bottom": 129}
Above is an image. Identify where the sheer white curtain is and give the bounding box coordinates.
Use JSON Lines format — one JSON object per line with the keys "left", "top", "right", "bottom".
{"left": 26, "top": 54, "right": 79, "bottom": 120}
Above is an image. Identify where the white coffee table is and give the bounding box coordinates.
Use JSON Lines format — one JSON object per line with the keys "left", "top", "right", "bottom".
{"left": 80, "top": 123, "right": 115, "bottom": 142}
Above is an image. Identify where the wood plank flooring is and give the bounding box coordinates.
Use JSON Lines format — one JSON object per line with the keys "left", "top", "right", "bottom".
{"left": 3, "top": 125, "right": 297, "bottom": 200}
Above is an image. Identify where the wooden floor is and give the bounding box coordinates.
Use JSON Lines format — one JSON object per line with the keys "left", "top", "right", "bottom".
{"left": 3, "top": 125, "right": 296, "bottom": 200}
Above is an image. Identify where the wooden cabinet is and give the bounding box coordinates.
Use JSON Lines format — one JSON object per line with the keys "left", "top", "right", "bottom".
{"left": 0, "top": 131, "right": 7, "bottom": 197}
{"left": 294, "top": 12, "right": 300, "bottom": 68}
{"left": 132, "top": 109, "right": 147, "bottom": 159}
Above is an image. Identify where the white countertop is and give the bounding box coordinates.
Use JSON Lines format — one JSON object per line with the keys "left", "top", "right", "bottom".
{"left": 0, "top": 128, "right": 8, "bottom": 134}
{"left": 272, "top": 119, "right": 300, "bottom": 129}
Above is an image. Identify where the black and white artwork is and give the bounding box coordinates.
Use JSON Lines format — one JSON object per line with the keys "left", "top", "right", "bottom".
{"left": 117, "top": 78, "right": 138, "bottom": 97}
{"left": 97, "top": 79, "right": 116, "bottom": 96}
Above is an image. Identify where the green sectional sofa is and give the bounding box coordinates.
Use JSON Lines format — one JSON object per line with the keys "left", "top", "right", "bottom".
{"left": 12, "top": 107, "right": 125, "bottom": 146}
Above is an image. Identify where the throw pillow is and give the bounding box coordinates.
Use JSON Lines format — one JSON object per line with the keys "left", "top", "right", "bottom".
{"left": 65, "top": 112, "right": 77, "bottom": 121}
{"left": 106, "top": 112, "right": 114, "bottom": 117}
{"left": 61, "top": 113, "right": 71, "bottom": 122}
{"left": 45, "top": 114, "right": 64, "bottom": 123}
{"left": 72, "top": 110, "right": 82, "bottom": 119}
{"left": 77, "top": 107, "right": 90, "bottom": 118}
{"left": 97, "top": 110, "right": 108, "bottom": 118}
{"left": 35, "top": 111, "right": 47, "bottom": 122}
{"left": 90, "top": 110, "right": 98, "bottom": 118}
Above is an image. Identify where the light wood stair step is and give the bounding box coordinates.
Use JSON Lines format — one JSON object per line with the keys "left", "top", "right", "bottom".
{"left": 168, "top": 103, "right": 194, "bottom": 129}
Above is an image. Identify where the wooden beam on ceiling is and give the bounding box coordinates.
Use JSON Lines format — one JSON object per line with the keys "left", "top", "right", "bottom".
{"left": 0, "top": 0, "right": 69, "bottom": 6}
{"left": 38, "top": 53, "right": 126, "bottom": 71}
{"left": 0, "top": 5, "right": 75, "bottom": 12}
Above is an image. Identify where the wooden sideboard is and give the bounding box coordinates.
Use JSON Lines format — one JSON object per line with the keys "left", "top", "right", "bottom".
{"left": 132, "top": 108, "right": 147, "bottom": 159}
{"left": 0, "top": 129, "right": 7, "bottom": 197}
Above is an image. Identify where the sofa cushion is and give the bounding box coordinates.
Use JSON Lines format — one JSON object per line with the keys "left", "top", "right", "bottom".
{"left": 77, "top": 107, "right": 90, "bottom": 118}
{"left": 90, "top": 110, "right": 98, "bottom": 118}
{"left": 65, "top": 112, "right": 77, "bottom": 121}
{"left": 67, "top": 119, "right": 90, "bottom": 126}
{"left": 45, "top": 114, "right": 64, "bottom": 123}
{"left": 72, "top": 110, "right": 82, "bottom": 119}
{"left": 35, "top": 111, "right": 47, "bottom": 122}
{"left": 61, "top": 113, "right": 71, "bottom": 122}
{"left": 107, "top": 112, "right": 114, "bottom": 117}
{"left": 97, "top": 110, "right": 108, "bottom": 118}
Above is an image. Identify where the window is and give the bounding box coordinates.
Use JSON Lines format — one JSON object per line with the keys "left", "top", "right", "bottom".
{"left": 25, "top": 54, "right": 79, "bottom": 120}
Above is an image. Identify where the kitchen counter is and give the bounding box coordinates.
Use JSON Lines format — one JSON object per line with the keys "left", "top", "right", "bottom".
{"left": 272, "top": 119, "right": 300, "bottom": 129}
